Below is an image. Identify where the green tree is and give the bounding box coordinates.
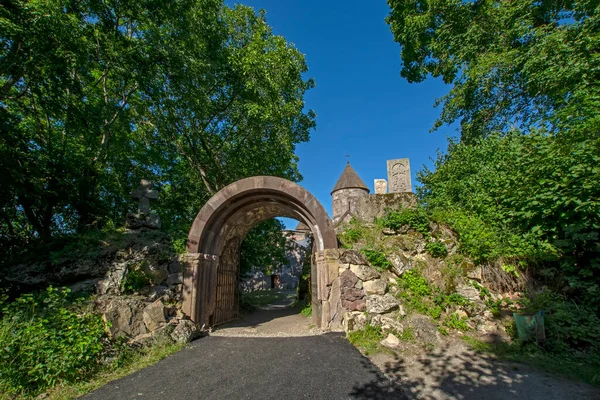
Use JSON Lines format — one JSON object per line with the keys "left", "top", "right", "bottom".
{"left": 240, "top": 219, "right": 289, "bottom": 276}
{"left": 386, "top": 0, "right": 600, "bottom": 142}
{"left": 387, "top": 1, "right": 600, "bottom": 308}
{"left": 0, "top": 0, "right": 315, "bottom": 257}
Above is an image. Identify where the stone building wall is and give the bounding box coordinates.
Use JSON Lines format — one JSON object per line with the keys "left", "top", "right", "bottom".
{"left": 353, "top": 192, "right": 418, "bottom": 222}
{"left": 332, "top": 188, "right": 369, "bottom": 225}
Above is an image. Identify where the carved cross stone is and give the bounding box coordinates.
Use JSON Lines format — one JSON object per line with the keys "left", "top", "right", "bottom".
{"left": 387, "top": 158, "right": 412, "bottom": 193}
{"left": 132, "top": 179, "right": 159, "bottom": 215}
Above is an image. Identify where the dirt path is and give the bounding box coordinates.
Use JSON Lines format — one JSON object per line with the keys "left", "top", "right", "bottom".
{"left": 369, "top": 339, "right": 599, "bottom": 400}
{"left": 210, "top": 291, "right": 320, "bottom": 338}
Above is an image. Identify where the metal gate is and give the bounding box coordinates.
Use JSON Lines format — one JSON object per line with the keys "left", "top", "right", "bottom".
{"left": 213, "top": 238, "right": 240, "bottom": 325}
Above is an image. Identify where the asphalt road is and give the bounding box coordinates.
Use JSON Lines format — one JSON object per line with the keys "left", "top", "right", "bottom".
{"left": 83, "top": 333, "right": 404, "bottom": 400}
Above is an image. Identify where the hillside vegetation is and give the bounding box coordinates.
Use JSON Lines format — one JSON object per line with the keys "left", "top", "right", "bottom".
{"left": 340, "top": 207, "right": 600, "bottom": 385}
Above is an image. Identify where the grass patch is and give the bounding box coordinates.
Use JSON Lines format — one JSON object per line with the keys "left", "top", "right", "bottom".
{"left": 399, "top": 327, "right": 415, "bottom": 342}
{"left": 461, "top": 335, "right": 600, "bottom": 387}
{"left": 361, "top": 249, "right": 393, "bottom": 271}
{"left": 300, "top": 304, "right": 312, "bottom": 318}
{"left": 241, "top": 289, "right": 296, "bottom": 308}
{"left": 347, "top": 325, "right": 385, "bottom": 355}
{"left": 43, "top": 340, "right": 185, "bottom": 399}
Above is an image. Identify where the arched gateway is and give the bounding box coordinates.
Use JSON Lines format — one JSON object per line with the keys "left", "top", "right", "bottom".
{"left": 182, "top": 176, "right": 343, "bottom": 330}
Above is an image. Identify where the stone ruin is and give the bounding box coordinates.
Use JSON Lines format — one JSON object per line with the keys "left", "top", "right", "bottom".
{"left": 331, "top": 158, "right": 416, "bottom": 228}
{"left": 126, "top": 179, "right": 161, "bottom": 230}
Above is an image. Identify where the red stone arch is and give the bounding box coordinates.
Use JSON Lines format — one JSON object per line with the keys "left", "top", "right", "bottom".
{"left": 182, "top": 176, "right": 339, "bottom": 329}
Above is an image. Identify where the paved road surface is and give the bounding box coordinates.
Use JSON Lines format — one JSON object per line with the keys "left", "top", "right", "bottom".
{"left": 83, "top": 332, "right": 401, "bottom": 400}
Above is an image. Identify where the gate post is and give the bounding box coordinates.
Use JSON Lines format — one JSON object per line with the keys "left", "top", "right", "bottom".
{"left": 315, "top": 249, "right": 343, "bottom": 331}
{"left": 182, "top": 252, "right": 219, "bottom": 328}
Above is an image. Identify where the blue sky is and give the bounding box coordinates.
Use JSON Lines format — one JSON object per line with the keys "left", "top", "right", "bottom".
{"left": 228, "top": 1, "right": 456, "bottom": 227}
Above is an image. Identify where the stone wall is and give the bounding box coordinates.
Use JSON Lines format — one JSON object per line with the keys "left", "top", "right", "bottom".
{"left": 315, "top": 249, "right": 394, "bottom": 332}
{"left": 353, "top": 192, "right": 418, "bottom": 223}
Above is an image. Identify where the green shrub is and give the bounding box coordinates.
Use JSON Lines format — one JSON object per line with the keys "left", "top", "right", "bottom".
{"left": 379, "top": 207, "right": 430, "bottom": 237}
{"left": 400, "top": 327, "right": 415, "bottom": 341}
{"left": 361, "top": 249, "right": 393, "bottom": 271}
{"left": 122, "top": 264, "right": 153, "bottom": 294}
{"left": 347, "top": 324, "right": 384, "bottom": 355}
{"left": 0, "top": 287, "right": 106, "bottom": 396}
{"left": 425, "top": 241, "right": 448, "bottom": 258}
{"left": 522, "top": 291, "right": 600, "bottom": 355}
{"left": 300, "top": 304, "right": 312, "bottom": 318}
{"left": 443, "top": 312, "right": 470, "bottom": 332}
{"left": 396, "top": 270, "right": 443, "bottom": 319}
{"left": 338, "top": 218, "right": 371, "bottom": 248}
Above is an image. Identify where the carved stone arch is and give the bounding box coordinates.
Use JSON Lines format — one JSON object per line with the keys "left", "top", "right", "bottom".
{"left": 182, "top": 176, "right": 340, "bottom": 329}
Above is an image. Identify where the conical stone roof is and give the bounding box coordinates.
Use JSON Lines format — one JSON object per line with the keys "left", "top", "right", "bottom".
{"left": 295, "top": 221, "right": 311, "bottom": 232}
{"left": 331, "top": 163, "right": 370, "bottom": 194}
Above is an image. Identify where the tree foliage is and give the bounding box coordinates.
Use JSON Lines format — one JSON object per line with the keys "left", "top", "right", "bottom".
{"left": 0, "top": 0, "right": 315, "bottom": 258}
{"left": 240, "top": 219, "right": 289, "bottom": 276}
{"left": 387, "top": 1, "right": 600, "bottom": 309}
{"left": 386, "top": 0, "right": 600, "bottom": 142}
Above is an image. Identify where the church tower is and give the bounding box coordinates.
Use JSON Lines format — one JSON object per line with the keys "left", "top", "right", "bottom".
{"left": 331, "top": 163, "right": 369, "bottom": 225}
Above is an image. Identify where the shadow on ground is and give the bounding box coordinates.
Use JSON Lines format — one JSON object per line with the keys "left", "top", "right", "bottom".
{"left": 356, "top": 340, "right": 599, "bottom": 400}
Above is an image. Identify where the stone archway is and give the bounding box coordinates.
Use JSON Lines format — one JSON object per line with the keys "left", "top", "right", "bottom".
{"left": 182, "top": 176, "right": 342, "bottom": 330}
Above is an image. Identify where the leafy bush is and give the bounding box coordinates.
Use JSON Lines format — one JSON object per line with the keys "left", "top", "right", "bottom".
{"left": 361, "top": 249, "right": 393, "bottom": 271}
{"left": 443, "top": 312, "right": 470, "bottom": 332}
{"left": 425, "top": 241, "right": 448, "bottom": 258}
{"left": 420, "top": 132, "right": 599, "bottom": 308}
{"left": 300, "top": 304, "right": 312, "bottom": 318}
{"left": 522, "top": 291, "right": 600, "bottom": 355}
{"left": 0, "top": 287, "right": 107, "bottom": 396}
{"left": 378, "top": 207, "right": 430, "bottom": 237}
{"left": 338, "top": 218, "right": 371, "bottom": 248}
{"left": 396, "top": 270, "right": 443, "bottom": 319}
{"left": 121, "top": 264, "right": 153, "bottom": 294}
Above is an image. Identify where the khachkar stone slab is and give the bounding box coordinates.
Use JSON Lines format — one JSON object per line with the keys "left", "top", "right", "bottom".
{"left": 387, "top": 158, "right": 412, "bottom": 193}
{"left": 126, "top": 179, "right": 161, "bottom": 229}
{"left": 374, "top": 179, "right": 387, "bottom": 194}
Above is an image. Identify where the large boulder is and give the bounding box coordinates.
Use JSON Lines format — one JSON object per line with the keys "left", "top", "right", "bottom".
{"left": 456, "top": 283, "right": 481, "bottom": 302}
{"left": 362, "top": 279, "right": 387, "bottom": 295}
{"left": 143, "top": 299, "right": 166, "bottom": 331}
{"left": 167, "top": 273, "right": 183, "bottom": 286}
{"left": 340, "top": 250, "right": 368, "bottom": 265}
{"left": 350, "top": 264, "right": 380, "bottom": 281}
{"left": 366, "top": 294, "right": 399, "bottom": 314}
{"left": 102, "top": 297, "right": 148, "bottom": 338}
{"left": 388, "top": 252, "right": 414, "bottom": 277}
{"left": 171, "top": 320, "right": 199, "bottom": 343}
{"left": 343, "top": 311, "right": 367, "bottom": 332}
{"left": 339, "top": 269, "right": 359, "bottom": 289}
{"left": 371, "top": 314, "right": 404, "bottom": 333}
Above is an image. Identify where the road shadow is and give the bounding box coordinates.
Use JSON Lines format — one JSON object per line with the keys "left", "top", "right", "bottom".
{"left": 351, "top": 339, "right": 599, "bottom": 400}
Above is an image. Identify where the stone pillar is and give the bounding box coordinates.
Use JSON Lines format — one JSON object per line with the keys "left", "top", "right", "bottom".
{"left": 374, "top": 179, "right": 387, "bottom": 194}
{"left": 387, "top": 158, "right": 412, "bottom": 193}
{"left": 182, "top": 252, "right": 219, "bottom": 329}
{"left": 315, "top": 249, "right": 343, "bottom": 331}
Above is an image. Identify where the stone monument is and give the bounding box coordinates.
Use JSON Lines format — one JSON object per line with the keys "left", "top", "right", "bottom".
{"left": 126, "top": 179, "right": 161, "bottom": 229}
{"left": 374, "top": 179, "right": 387, "bottom": 194}
{"left": 387, "top": 158, "right": 412, "bottom": 193}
